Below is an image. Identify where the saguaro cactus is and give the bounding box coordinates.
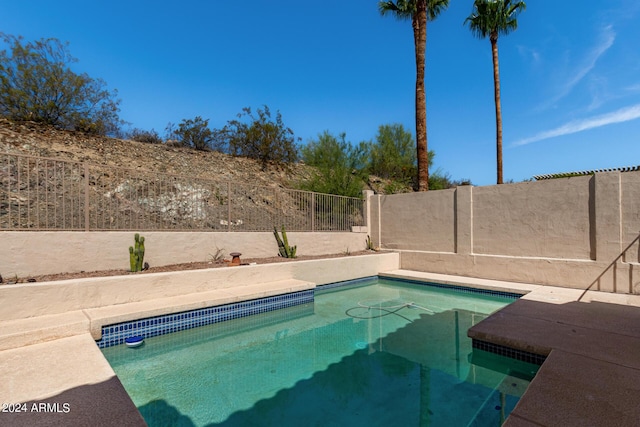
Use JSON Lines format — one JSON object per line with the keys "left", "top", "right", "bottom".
{"left": 129, "top": 233, "right": 146, "bottom": 272}
{"left": 137, "top": 235, "right": 145, "bottom": 272}
{"left": 129, "top": 246, "right": 136, "bottom": 272}
{"left": 273, "top": 226, "right": 297, "bottom": 258}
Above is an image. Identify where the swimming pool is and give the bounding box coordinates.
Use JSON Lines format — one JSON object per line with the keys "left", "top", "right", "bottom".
{"left": 102, "top": 277, "right": 539, "bottom": 426}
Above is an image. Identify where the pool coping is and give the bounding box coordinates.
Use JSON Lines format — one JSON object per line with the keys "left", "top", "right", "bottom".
{"left": 2, "top": 270, "right": 639, "bottom": 425}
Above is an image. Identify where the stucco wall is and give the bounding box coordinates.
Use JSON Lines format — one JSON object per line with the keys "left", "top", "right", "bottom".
{"left": 0, "top": 253, "right": 399, "bottom": 321}
{"left": 622, "top": 172, "right": 640, "bottom": 263}
{"left": 0, "top": 231, "right": 368, "bottom": 277}
{"left": 374, "top": 171, "right": 640, "bottom": 293}
{"left": 473, "top": 177, "right": 592, "bottom": 259}
{"left": 380, "top": 189, "right": 455, "bottom": 252}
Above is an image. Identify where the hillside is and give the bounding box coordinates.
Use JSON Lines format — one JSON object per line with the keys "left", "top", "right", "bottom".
{"left": 0, "top": 119, "right": 410, "bottom": 197}
{"left": 0, "top": 119, "right": 311, "bottom": 189}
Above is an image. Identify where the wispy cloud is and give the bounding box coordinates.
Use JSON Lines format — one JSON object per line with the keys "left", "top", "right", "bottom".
{"left": 626, "top": 83, "right": 640, "bottom": 93}
{"left": 586, "top": 75, "right": 609, "bottom": 111}
{"left": 543, "top": 25, "right": 616, "bottom": 108}
{"left": 517, "top": 45, "right": 540, "bottom": 64}
{"left": 513, "top": 103, "right": 640, "bottom": 146}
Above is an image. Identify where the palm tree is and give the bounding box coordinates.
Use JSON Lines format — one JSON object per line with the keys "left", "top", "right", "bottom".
{"left": 379, "top": 0, "right": 450, "bottom": 192}
{"left": 465, "top": 0, "right": 526, "bottom": 184}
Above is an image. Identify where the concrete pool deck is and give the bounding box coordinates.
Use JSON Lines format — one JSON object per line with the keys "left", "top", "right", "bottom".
{"left": 2, "top": 270, "right": 640, "bottom": 425}
{"left": 0, "top": 334, "right": 146, "bottom": 426}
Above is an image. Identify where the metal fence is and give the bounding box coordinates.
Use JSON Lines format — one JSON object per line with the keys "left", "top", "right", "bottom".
{"left": 0, "top": 152, "right": 366, "bottom": 231}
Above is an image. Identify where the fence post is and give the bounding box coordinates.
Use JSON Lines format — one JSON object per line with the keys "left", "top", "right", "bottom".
{"left": 311, "top": 192, "right": 315, "bottom": 232}
{"left": 362, "top": 190, "right": 373, "bottom": 234}
{"left": 227, "top": 180, "right": 231, "bottom": 232}
{"left": 84, "top": 162, "right": 90, "bottom": 231}
{"left": 275, "top": 189, "right": 280, "bottom": 230}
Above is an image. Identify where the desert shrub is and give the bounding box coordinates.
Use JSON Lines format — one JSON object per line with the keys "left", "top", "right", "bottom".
{"left": 299, "top": 131, "right": 367, "bottom": 198}
{"left": 224, "top": 106, "right": 299, "bottom": 169}
{"left": 0, "top": 33, "right": 122, "bottom": 135}
{"left": 129, "top": 128, "right": 162, "bottom": 144}
{"left": 172, "top": 116, "right": 220, "bottom": 151}
{"left": 429, "top": 170, "right": 473, "bottom": 190}
{"left": 366, "top": 123, "right": 418, "bottom": 184}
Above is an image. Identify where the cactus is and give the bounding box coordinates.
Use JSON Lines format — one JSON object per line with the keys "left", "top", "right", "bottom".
{"left": 273, "top": 227, "right": 286, "bottom": 257}
{"left": 137, "top": 236, "right": 145, "bottom": 272}
{"left": 129, "top": 234, "right": 146, "bottom": 272}
{"left": 129, "top": 246, "right": 136, "bottom": 272}
{"left": 273, "top": 226, "right": 297, "bottom": 258}
{"left": 288, "top": 244, "right": 297, "bottom": 258}
{"left": 366, "top": 235, "right": 376, "bottom": 251}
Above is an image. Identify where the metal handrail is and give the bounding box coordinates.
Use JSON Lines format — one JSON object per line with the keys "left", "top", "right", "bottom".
{"left": 577, "top": 231, "right": 640, "bottom": 301}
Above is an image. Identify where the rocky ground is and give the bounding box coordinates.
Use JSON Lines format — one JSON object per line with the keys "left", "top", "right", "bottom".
{"left": 0, "top": 119, "right": 311, "bottom": 188}
{"left": 0, "top": 118, "right": 401, "bottom": 194}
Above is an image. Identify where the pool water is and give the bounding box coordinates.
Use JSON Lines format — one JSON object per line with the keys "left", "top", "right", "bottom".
{"left": 102, "top": 279, "right": 539, "bottom": 426}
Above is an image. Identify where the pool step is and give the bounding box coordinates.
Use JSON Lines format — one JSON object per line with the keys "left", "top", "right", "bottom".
{"left": 84, "top": 278, "right": 315, "bottom": 339}
{"left": 0, "top": 310, "right": 89, "bottom": 351}
{"left": 0, "top": 279, "right": 314, "bottom": 350}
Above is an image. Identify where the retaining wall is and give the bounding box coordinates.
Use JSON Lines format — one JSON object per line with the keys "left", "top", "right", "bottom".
{"left": 0, "top": 231, "right": 369, "bottom": 277}
{"left": 0, "top": 253, "right": 399, "bottom": 321}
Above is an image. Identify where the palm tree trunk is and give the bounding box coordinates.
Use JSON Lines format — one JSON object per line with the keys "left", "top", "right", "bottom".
{"left": 491, "top": 36, "right": 503, "bottom": 184}
{"left": 414, "top": 0, "right": 429, "bottom": 191}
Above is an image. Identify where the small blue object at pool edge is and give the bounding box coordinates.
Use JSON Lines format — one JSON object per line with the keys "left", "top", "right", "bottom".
{"left": 125, "top": 336, "right": 144, "bottom": 348}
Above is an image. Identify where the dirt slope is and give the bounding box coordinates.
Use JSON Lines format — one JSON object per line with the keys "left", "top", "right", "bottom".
{"left": 0, "top": 119, "right": 310, "bottom": 188}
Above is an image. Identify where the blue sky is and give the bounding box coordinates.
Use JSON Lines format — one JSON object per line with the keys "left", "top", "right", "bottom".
{"left": 3, "top": 0, "right": 640, "bottom": 186}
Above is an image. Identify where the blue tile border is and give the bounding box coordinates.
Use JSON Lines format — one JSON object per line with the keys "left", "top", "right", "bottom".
{"left": 472, "top": 339, "right": 547, "bottom": 366}
{"left": 315, "top": 275, "right": 523, "bottom": 299}
{"left": 315, "top": 276, "right": 378, "bottom": 292}
{"left": 378, "top": 276, "right": 523, "bottom": 300}
{"left": 103, "top": 303, "right": 315, "bottom": 365}
{"left": 96, "top": 289, "right": 314, "bottom": 348}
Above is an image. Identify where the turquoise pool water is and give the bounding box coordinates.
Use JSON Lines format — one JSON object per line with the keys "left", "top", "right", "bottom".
{"left": 102, "top": 278, "right": 539, "bottom": 426}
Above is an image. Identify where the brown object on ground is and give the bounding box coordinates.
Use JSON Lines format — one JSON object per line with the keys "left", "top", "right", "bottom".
{"left": 229, "top": 252, "right": 242, "bottom": 266}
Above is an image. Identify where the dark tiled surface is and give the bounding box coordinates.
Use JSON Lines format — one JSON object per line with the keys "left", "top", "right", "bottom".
{"left": 315, "top": 276, "right": 378, "bottom": 291}
{"left": 380, "top": 276, "right": 523, "bottom": 299}
{"left": 103, "top": 303, "right": 315, "bottom": 365}
{"left": 97, "top": 290, "right": 313, "bottom": 348}
{"left": 472, "top": 339, "right": 547, "bottom": 366}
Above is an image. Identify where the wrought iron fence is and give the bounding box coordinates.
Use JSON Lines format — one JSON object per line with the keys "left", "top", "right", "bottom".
{"left": 0, "top": 152, "right": 366, "bottom": 231}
